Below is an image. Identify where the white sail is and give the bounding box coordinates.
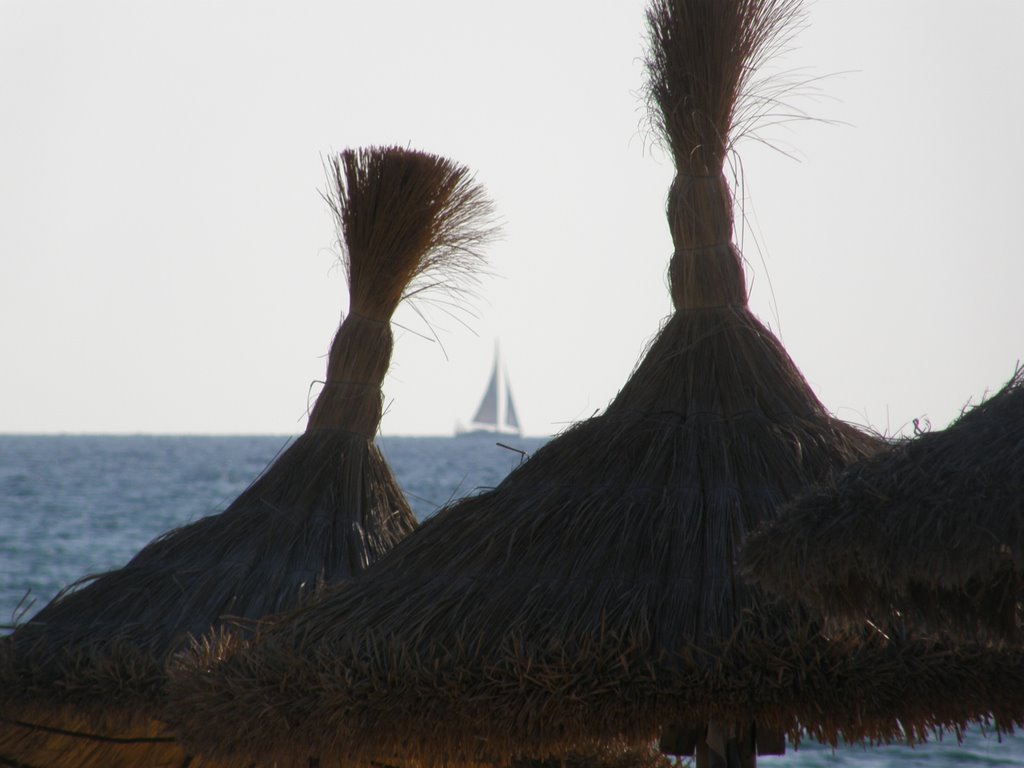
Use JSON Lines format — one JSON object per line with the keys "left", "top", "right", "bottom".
{"left": 459, "top": 343, "right": 522, "bottom": 437}
{"left": 503, "top": 371, "right": 520, "bottom": 431}
{"left": 472, "top": 364, "right": 500, "bottom": 426}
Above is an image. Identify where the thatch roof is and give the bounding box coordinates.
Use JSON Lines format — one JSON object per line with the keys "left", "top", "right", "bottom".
{"left": 742, "top": 368, "right": 1024, "bottom": 638}
{"left": 165, "top": 5, "right": 1024, "bottom": 766}
{"left": 0, "top": 147, "right": 496, "bottom": 768}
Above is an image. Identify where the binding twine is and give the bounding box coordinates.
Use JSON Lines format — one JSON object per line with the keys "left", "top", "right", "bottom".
{"left": 667, "top": 172, "right": 747, "bottom": 311}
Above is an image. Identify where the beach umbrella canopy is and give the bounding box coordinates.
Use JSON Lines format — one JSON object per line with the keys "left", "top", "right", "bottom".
{"left": 167, "top": 5, "right": 1024, "bottom": 767}
{"left": 0, "top": 147, "right": 496, "bottom": 768}
{"left": 742, "top": 368, "right": 1024, "bottom": 639}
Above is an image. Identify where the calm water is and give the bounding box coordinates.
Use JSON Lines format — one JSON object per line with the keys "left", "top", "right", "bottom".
{"left": 0, "top": 435, "right": 1019, "bottom": 766}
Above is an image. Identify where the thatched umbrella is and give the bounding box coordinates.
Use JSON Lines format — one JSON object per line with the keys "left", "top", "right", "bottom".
{"left": 167, "top": 4, "right": 1024, "bottom": 767}
{"left": 0, "top": 146, "right": 496, "bottom": 768}
{"left": 742, "top": 368, "right": 1024, "bottom": 639}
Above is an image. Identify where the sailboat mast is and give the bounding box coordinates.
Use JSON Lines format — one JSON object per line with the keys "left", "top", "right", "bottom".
{"left": 495, "top": 341, "right": 505, "bottom": 432}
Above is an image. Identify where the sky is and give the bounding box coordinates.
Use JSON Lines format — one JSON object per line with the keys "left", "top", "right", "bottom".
{"left": 1, "top": 1, "right": 1022, "bottom": 438}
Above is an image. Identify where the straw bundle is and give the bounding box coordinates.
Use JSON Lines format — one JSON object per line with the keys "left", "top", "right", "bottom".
{"left": 0, "top": 146, "right": 496, "bottom": 768}
{"left": 742, "top": 368, "right": 1024, "bottom": 639}
{"left": 166, "top": 5, "right": 1024, "bottom": 767}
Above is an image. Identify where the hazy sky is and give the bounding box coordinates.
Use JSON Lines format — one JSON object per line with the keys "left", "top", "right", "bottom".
{"left": 2, "top": 1, "right": 1022, "bottom": 437}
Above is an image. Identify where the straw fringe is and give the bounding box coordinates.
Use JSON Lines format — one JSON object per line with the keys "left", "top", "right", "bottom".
{"left": 172, "top": 605, "right": 1024, "bottom": 767}
{"left": 0, "top": 708, "right": 199, "bottom": 768}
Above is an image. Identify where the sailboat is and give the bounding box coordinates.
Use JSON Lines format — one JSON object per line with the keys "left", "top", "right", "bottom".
{"left": 457, "top": 344, "right": 522, "bottom": 437}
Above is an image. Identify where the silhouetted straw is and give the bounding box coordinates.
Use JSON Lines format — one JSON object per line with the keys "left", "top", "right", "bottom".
{"left": 742, "top": 367, "right": 1024, "bottom": 639}
{"left": 166, "top": 6, "right": 1024, "bottom": 768}
{"left": 0, "top": 146, "right": 496, "bottom": 768}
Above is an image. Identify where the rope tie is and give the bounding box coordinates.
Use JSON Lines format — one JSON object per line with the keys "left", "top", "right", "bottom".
{"left": 317, "top": 380, "right": 382, "bottom": 390}
{"left": 666, "top": 169, "right": 744, "bottom": 310}
{"left": 673, "top": 172, "right": 720, "bottom": 179}
{"left": 672, "top": 242, "right": 732, "bottom": 254}
{"left": 344, "top": 311, "right": 390, "bottom": 326}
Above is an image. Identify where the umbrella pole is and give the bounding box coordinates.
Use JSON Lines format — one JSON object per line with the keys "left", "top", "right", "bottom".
{"left": 695, "top": 743, "right": 756, "bottom": 768}
{"left": 694, "top": 740, "right": 712, "bottom": 768}
{"left": 694, "top": 725, "right": 757, "bottom": 768}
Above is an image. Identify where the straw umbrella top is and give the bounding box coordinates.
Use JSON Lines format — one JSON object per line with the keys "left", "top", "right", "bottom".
{"left": 742, "top": 368, "right": 1024, "bottom": 638}
{"left": 0, "top": 146, "right": 497, "bottom": 768}
{"left": 168, "top": 6, "right": 1024, "bottom": 767}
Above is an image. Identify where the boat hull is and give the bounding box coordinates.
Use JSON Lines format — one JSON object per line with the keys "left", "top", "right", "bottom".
{"left": 455, "top": 426, "right": 522, "bottom": 439}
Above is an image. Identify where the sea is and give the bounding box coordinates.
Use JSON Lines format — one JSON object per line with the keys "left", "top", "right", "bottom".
{"left": 0, "top": 434, "right": 1020, "bottom": 767}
